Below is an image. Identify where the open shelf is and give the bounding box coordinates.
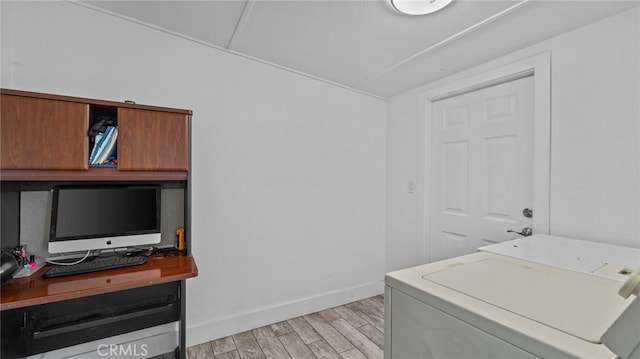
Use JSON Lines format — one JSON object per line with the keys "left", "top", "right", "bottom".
{"left": 88, "top": 104, "right": 118, "bottom": 166}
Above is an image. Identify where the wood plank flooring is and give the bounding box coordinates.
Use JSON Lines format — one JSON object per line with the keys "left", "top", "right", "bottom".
{"left": 187, "top": 295, "right": 384, "bottom": 359}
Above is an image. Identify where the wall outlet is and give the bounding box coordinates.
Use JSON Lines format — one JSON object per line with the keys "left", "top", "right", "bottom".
{"left": 407, "top": 181, "right": 415, "bottom": 194}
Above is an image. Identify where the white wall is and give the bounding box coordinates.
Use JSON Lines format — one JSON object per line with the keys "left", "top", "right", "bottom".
{"left": 1, "top": 1, "right": 386, "bottom": 345}
{"left": 386, "top": 7, "right": 640, "bottom": 272}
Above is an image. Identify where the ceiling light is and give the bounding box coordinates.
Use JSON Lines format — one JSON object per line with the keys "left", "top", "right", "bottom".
{"left": 390, "top": 0, "right": 454, "bottom": 15}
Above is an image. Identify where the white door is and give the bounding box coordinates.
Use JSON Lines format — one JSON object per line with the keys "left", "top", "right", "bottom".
{"left": 429, "top": 76, "right": 534, "bottom": 261}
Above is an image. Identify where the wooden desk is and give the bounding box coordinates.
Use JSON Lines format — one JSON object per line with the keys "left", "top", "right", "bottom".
{"left": 0, "top": 254, "right": 198, "bottom": 358}
{"left": 1, "top": 254, "right": 198, "bottom": 310}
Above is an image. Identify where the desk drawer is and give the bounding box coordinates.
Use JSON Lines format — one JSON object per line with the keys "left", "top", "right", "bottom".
{"left": 2, "top": 281, "right": 180, "bottom": 357}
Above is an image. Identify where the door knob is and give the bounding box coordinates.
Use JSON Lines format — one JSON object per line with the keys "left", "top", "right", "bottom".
{"left": 507, "top": 227, "right": 533, "bottom": 237}
{"left": 523, "top": 208, "right": 533, "bottom": 218}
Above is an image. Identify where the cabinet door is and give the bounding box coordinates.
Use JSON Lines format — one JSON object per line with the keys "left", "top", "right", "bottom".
{"left": 1, "top": 94, "right": 89, "bottom": 170}
{"left": 117, "top": 108, "right": 189, "bottom": 171}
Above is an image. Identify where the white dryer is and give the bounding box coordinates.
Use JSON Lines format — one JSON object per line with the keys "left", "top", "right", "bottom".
{"left": 384, "top": 235, "right": 640, "bottom": 359}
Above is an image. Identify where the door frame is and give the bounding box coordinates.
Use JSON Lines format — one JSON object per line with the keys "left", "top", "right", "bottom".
{"left": 416, "top": 52, "right": 551, "bottom": 263}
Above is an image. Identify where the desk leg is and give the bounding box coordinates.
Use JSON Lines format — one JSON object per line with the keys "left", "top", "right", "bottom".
{"left": 179, "top": 279, "right": 187, "bottom": 359}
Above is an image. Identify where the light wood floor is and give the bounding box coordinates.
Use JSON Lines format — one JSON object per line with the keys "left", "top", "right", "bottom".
{"left": 187, "top": 295, "right": 384, "bottom": 359}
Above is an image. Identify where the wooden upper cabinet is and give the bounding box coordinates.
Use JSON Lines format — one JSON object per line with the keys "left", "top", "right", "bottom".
{"left": 0, "top": 89, "right": 190, "bottom": 179}
{"left": 117, "top": 108, "right": 189, "bottom": 171}
{"left": 1, "top": 94, "right": 89, "bottom": 170}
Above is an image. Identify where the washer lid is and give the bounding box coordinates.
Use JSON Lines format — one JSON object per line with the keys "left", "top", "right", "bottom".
{"left": 479, "top": 234, "right": 640, "bottom": 275}
{"left": 422, "top": 258, "right": 631, "bottom": 343}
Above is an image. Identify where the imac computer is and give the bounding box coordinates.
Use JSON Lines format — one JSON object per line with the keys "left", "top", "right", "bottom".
{"left": 48, "top": 185, "right": 161, "bottom": 254}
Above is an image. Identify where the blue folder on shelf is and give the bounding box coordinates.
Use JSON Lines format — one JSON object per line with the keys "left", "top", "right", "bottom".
{"left": 89, "top": 126, "right": 118, "bottom": 165}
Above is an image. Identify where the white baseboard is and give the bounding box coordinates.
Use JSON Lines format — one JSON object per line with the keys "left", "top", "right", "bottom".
{"left": 186, "top": 280, "right": 385, "bottom": 347}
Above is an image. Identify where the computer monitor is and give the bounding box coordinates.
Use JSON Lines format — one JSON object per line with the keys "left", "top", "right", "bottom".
{"left": 49, "top": 185, "right": 161, "bottom": 254}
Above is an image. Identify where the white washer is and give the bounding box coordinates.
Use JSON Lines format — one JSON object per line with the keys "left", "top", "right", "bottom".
{"left": 384, "top": 235, "right": 640, "bottom": 359}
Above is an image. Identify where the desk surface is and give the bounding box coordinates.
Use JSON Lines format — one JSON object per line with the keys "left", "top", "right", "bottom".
{"left": 1, "top": 254, "right": 198, "bottom": 311}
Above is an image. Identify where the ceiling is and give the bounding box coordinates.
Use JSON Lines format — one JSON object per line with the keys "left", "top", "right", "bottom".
{"left": 82, "top": 0, "right": 639, "bottom": 99}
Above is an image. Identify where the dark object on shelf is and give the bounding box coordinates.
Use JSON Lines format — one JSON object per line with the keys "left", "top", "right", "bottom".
{"left": 1, "top": 251, "right": 20, "bottom": 285}
{"left": 88, "top": 115, "right": 116, "bottom": 138}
